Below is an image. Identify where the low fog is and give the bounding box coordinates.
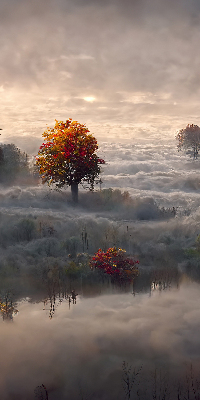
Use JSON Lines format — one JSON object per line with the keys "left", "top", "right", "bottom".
{"left": 2, "top": 0, "right": 200, "bottom": 397}
{"left": 0, "top": 140, "right": 199, "bottom": 282}
{"left": 0, "top": 139, "right": 200, "bottom": 399}
{"left": 1, "top": 284, "right": 200, "bottom": 399}
{"left": 0, "top": 185, "right": 198, "bottom": 273}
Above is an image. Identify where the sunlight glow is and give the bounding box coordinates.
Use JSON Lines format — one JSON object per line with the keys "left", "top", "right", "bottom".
{"left": 84, "top": 97, "right": 96, "bottom": 102}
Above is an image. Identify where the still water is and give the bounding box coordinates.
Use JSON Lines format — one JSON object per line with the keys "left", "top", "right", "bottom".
{"left": 1, "top": 276, "right": 200, "bottom": 400}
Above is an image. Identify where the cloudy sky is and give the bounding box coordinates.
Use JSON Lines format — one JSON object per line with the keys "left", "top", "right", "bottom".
{"left": 1, "top": 0, "right": 200, "bottom": 153}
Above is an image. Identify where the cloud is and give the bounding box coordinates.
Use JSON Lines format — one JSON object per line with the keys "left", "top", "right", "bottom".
{"left": 1, "top": 0, "right": 200, "bottom": 142}
{"left": 1, "top": 0, "right": 199, "bottom": 94}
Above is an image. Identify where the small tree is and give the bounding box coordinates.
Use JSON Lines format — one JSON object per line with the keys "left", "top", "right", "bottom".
{"left": 176, "top": 124, "right": 200, "bottom": 159}
{"left": 36, "top": 119, "right": 105, "bottom": 203}
{"left": 0, "top": 143, "right": 29, "bottom": 184}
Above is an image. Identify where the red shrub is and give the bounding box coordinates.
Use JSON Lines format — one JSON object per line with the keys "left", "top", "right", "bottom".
{"left": 90, "top": 247, "right": 139, "bottom": 282}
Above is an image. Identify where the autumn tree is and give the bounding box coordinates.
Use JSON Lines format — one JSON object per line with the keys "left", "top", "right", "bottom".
{"left": 36, "top": 119, "right": 105, "bottom": 203}
{"left": 176, "top": 124, "right": 200, "bottom": 159}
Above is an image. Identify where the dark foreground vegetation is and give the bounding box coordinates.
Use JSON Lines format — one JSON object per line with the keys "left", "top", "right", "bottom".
{"left": 33, "top": 361, "right": 200, "bottom": 400}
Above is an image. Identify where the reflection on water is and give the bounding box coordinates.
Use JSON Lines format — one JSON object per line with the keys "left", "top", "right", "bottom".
{"left": 43, "top": 289, "right": 78, "bottom": 318}
{"left": 1, "top": 273, "right": 200, "bottom": 399}
{"left": 0, "top": 292, "right": 18, "bottom": 321}
{"left": 150, "top": 267, "right": 180, "bottom": 292}
{"left": 34, "top": 384, "right": 49, "bottom": 400}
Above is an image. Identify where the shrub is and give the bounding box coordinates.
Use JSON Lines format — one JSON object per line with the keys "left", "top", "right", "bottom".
{"left": 90, "top": 247, "right": 139, "bottom": 282}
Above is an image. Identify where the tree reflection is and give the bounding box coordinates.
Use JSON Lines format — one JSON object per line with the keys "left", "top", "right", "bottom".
{"left": 151, "top": 267, "right": 180, "bottom": 292}
{"left": 132, "top": 266, "right": 181, "bottom": 296}
{"left": 0, "top": 292, "right": 18, "bottom": 321}
{"left": 34, "top": 384, "right": 48, "bottom": 400}
{"left": 40, "top": 261, "right": 82, "bottom": 317}
{"left": 43, "top": 288, "right": 78, "bottom": 318}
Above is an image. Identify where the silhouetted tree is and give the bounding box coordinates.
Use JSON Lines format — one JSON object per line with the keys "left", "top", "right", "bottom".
{"left": 176, "top": 124, "right": 200, "bottom": 159}
{"left": 0, "top": 130, "right": 3, "bottom": 166}
{"left": 0, "top": 143, "right": 29, "bottom": 184}
{"left": 36, "top": 119, "right": 105, "bottom": 203}
{"left": 0, "top": 147, "right": 4, "bottom": 166}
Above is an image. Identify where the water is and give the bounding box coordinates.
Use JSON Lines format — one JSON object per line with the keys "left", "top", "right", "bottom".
{"left": 1, "top": 275, "right": 200, "bottom": 400}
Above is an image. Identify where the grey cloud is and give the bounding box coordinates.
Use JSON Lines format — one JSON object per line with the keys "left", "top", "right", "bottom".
{"left": 1, "top": 0, "right": 200, "bottom": 140}
{"left": 1, "top": 0, "right": 200, "bottom": 96}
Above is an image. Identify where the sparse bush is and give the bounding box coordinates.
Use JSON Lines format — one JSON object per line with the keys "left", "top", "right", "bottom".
{"left": 65, "top": 261, "right": 85, "bottom": 280}
{"left": 63, "top": 236, "right": 82, "bottom": 258}
{"left": 13, "top": 218, "right": 36, "bottom": 242}
{"left": 79, "top": 189, "right": 176, "bottom": 221}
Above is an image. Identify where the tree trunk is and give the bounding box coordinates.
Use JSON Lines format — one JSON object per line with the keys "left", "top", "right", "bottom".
{"left": 71, "top": 182, "right": 78, "bottom": 203}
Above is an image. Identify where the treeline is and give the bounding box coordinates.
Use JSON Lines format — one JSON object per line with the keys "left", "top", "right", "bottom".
{"left": 0, "top": 143, "right": 37, "bottom": 185}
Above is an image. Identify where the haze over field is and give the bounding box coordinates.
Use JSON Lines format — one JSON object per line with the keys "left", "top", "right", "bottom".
{"left": 1, "top": 0, "right": 200, "bottom": 151}
{"left": 2, "top": 1, "right": 200, "bottom": 399}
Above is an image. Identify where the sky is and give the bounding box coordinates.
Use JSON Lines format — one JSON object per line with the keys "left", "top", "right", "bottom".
{"left": 1, "top": 0, "right": 200, "bottom": 153}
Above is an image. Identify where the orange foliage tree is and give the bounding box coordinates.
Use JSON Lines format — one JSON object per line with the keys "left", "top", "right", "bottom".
{"left": 36, "top": 119, "right": 105, "bottom": 202}
{"left": 176, "top": 124, "right": 200, "bottom": 159}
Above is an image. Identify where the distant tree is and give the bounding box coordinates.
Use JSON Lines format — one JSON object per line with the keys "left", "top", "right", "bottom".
{"left": 176, "top": 124, "right": 200, "bottom": 159}
{"left": 0, "top": 147, "right": 4, "bottom": 166}
{"left": 36, "top": 119, "right": 105, "bottom": 203}
{"left": 0, "top": 143, "right": 29, "bottom": 184}
{"left": 0, "top": 130, "right": 3, "bottom": 166}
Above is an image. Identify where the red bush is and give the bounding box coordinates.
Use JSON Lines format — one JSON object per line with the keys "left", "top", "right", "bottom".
{"left": 90, "top": 247, "right": 139, "bottom": 282}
